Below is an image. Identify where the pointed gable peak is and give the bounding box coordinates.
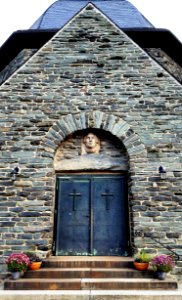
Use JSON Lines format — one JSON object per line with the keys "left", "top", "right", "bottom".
{"left": 50, "top": 2, "right": 130, "bottom": 42}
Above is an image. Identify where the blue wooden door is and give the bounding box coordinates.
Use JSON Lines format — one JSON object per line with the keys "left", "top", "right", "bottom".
{"left": 55, "top": 175, "right": 129, "bottom": 256}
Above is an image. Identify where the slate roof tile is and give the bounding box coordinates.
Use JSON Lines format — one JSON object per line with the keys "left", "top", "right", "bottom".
{"left": 31, "top": 0, "right": 153, "bottom": 30}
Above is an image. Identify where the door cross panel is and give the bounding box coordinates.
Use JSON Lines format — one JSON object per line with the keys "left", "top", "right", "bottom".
{"left": 101, "top": 189, "right": 114, "bottom": 210}
{"left": 69, "top": 189, "right": 81, "bottom": 211}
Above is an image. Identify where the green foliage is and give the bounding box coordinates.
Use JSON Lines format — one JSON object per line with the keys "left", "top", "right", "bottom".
{"left": 24, "top": 252, "right": 42, "bottom": 262}
{"left": 6, "top": 253, "right": 30, "bottom": 272}
{"left": 134, "top": 249, "right": 152, "bottom": 263}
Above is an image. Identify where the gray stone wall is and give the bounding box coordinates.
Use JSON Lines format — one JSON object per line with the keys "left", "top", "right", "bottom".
{"left": 145, "top": 48, "right": 182, "bottom": 84}
{"left": 0, "top": 49, "right": 37, "bottom": 85}
{"left": 0, "top": 5, "right": 182, "bottom": 277}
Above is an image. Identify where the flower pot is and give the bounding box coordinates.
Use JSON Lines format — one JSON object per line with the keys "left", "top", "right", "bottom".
{"left": 29, "top": 261, "right": 42, "bottom": 270}
{"left": 11, "top": 271, "right": 21, "bottom": 280}
{"left": 133, "top": 261, "right": 149, "bottom": 271}
{"left": 157, "top": 271, "right": 166, "bottom": 280}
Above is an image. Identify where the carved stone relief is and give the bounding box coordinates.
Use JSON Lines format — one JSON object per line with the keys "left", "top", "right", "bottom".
{"left": 81, "top": 133, "right": 100, "bottom": 155}
{"left": 54, "top": 130, "right": 128, "bottom": 171}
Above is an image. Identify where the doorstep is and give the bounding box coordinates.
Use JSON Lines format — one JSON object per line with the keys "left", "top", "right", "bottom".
{"left": 0, "top": 287, "right": 182, "bottom": 300}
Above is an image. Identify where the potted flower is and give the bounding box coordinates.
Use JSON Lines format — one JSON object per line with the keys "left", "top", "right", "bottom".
{"left": 37, "top": 246, "right": 51, "bottom": 259}
{"left": 25, "top": 252, "right": 42, "bottom": 270}
{"left": 133, "top": 249, "right": 152, "bottom": 271}
{"left": 6, "top": 253, "right": 30, "bottom": 280}
{"left": 151, "top": 254, "right": 175, "bottom": 280}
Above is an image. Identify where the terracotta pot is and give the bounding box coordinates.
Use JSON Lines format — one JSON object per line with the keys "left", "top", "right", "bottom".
{"left": 29, "top": 261, "right": 42, "bottom": 270}
{"left": 133, "top": 261, "right": 149, "bottom": 271}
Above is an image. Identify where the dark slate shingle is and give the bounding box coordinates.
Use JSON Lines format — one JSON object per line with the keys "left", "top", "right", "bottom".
{"left": 31, "top": 0, "right": 153, "bottom": 30}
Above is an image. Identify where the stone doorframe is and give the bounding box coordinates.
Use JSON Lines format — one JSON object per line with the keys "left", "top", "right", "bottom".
{"left": 41, "top": 111, "right": 147, "bottom": 253}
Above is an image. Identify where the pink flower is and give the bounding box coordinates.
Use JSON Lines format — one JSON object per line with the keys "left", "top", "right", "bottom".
{"left": 6, "top": 253, "right": 30, "bottom": 272}
{"left": 151, "top": 254, "right": 175, "bottom": 273}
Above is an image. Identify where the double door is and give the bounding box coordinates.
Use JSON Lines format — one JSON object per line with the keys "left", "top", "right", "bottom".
{"left": 55, "top": 175, "right": 129, "bottom": 256}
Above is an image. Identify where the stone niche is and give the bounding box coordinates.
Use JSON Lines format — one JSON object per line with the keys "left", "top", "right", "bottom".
{"left": 54, "top": 129, "right": 129, "bottom": 172}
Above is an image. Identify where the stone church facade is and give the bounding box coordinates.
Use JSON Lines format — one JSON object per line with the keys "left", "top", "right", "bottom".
{"left": 0, "top": 3, "right": 182, "bottom": 277}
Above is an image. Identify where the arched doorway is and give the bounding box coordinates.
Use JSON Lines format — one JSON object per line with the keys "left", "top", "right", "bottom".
{"left": 53, "top": 129, "right": 130, "bottom": 256}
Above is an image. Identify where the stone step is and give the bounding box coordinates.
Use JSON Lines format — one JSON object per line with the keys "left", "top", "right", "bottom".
{"left": 1, "top": 291, "right": 182, "bottom": 300}
{"left": 4, "top": 257, "right": 178, "bottom": 291}
{"left": 43, "top": 256, "right": 133, "bottom": 268}
{"left": 4, "top": 277, "right": 178, "bottom": 290}
{"left": 24, "top": 267, "right": 155, "bottom": 279}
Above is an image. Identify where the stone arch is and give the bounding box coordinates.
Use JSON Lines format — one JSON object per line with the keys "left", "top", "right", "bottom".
{"left": 42, "top": 111, "right": 147, "bottom": 168}
{"left": 40, "top": 111, "right": 147, "bottom": 253}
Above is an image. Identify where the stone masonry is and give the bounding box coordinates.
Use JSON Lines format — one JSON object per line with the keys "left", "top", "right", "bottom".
{"left": 0, "top": 49, "right": 37, "bottom": 85}
{"left": 145, "top": 48, "right": 182, "bottom": 84}
{"left": 0, "top": 4, "right": 182, "bottom": 278}
{"left": 54, "top": 129, "right": 129, "bottom": 171}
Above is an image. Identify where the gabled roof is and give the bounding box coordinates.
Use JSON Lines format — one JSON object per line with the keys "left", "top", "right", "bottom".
{"left": 1, "top": 3, "right": 180, "bottom": 96}
{"left": 0, "top": 2, "right": 181, "bottom": 85}
{"left": 31, "top": 0, "right": 153, "bottom": 30}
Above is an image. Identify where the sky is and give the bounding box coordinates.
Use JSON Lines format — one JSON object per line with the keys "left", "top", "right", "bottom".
{"left": 0, "top": 0, "right": 181, "bottom": 47}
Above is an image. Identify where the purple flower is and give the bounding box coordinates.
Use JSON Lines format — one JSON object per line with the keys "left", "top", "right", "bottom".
{"left": 6, "top": 253, "right": 30, "bottom": 272}
{"left": 151, "top": 254, "right": 175, "bottom": 273}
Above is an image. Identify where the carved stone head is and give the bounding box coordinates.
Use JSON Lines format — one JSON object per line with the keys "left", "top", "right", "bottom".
{"left": 81, "top": 133, "right": 100, "bottom": 155}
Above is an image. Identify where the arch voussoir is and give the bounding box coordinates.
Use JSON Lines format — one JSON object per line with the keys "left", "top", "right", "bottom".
{"left": 43, "top": 111, "right": 146, "bottom": 159}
